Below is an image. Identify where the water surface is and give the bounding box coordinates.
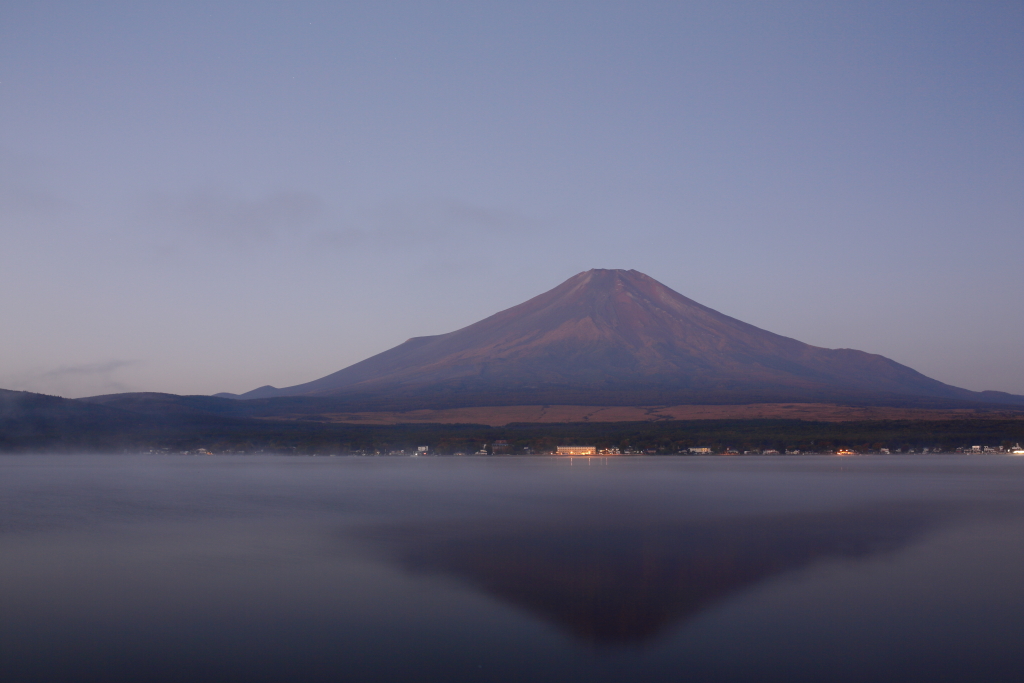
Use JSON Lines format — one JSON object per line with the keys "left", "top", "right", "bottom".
{"left": 2, "top": 455, "right": 1022, "bottom": 682}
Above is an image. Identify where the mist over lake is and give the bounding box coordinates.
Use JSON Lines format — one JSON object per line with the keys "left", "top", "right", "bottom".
{"left": 2, "top": 454, "right": 1022, "bottom": 682}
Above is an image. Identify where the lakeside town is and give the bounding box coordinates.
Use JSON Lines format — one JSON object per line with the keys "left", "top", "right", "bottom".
{"left": 148, "top": 443, "right": 1024, "bottom": 457}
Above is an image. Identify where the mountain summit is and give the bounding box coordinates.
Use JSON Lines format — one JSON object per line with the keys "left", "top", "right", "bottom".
{"left": 224, "top": 269, "right": 1018, "bottom": 408}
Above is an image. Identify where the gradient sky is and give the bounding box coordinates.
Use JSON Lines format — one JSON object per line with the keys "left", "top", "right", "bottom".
{"left": 2, "top": 1, "right": 1022, "bottom": 398}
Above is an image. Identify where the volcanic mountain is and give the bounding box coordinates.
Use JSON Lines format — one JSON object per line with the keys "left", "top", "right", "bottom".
{"left": 221, "top": 269, "right": 1022, "bottom": 409}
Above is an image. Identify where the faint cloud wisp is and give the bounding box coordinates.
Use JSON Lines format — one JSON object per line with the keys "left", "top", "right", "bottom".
{"left": 146, "top": 189, "right": 326, "bottom": 245}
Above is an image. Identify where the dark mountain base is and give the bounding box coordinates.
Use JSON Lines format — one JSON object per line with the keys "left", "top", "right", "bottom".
{"left": 3, "top": 390, "right": 1023, "bottom": 454}
{"left": 5, "top": 389, "right": 1022, "bottom": 453}
{"left": 263, "top": 385, "right": 1024, "bottom": 412}
{"left": 85, "top": 387, "right": 1024, "bottom": 421}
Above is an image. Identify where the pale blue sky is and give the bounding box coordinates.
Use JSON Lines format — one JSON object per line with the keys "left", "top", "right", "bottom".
{"left": 2, "top": 1, "right": 1022, "bottom": 398}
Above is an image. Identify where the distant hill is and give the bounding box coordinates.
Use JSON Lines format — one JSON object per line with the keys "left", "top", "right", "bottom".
{"left": 0, "top": 388, "right": 156, "bottom": 451}
{"left": 0, "top": 389, "right": 266, "bottom": 451}
{"left": 223, "top": 269, "right": 1024, "bottom": 410}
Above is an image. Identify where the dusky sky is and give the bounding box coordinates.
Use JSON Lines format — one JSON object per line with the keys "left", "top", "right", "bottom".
{"left": 1, "top": 1, "right": 1021, "bottom": 398}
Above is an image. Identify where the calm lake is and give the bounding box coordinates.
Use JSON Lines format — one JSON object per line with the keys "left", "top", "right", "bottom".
{"left": 2, "top": 455, "right": 1023, "bottom": 682}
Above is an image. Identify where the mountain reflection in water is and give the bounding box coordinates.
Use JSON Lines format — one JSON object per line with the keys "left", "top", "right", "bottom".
{"left": 370, "top": 507, "right": 946, "bottom": 644}
{"left": 3, "top": 455, "right": 1023, "bottom": 683}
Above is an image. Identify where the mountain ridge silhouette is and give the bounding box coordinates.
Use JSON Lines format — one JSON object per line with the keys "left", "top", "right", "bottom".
{"left": 220, "top": 269, "right": 1022, "bottom": 408}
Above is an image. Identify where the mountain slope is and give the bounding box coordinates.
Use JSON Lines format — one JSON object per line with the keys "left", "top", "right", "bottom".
{"left": 228, "top": 269, "right": 1022, "bottom": 408}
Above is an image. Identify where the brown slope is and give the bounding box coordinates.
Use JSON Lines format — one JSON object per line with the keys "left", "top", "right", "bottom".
{"left": 236, "top": 269, "right": 1010, "bottom": 407}
{"left": 312, "top": 404, "right": 1024, "bottom": 426}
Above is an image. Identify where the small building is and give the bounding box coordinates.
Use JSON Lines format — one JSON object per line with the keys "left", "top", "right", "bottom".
{"left": 688, "top": 447, "right": 712, "bottom": 454}
{"left": 556, "top": 446, "right": 597, "bottom": 456}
